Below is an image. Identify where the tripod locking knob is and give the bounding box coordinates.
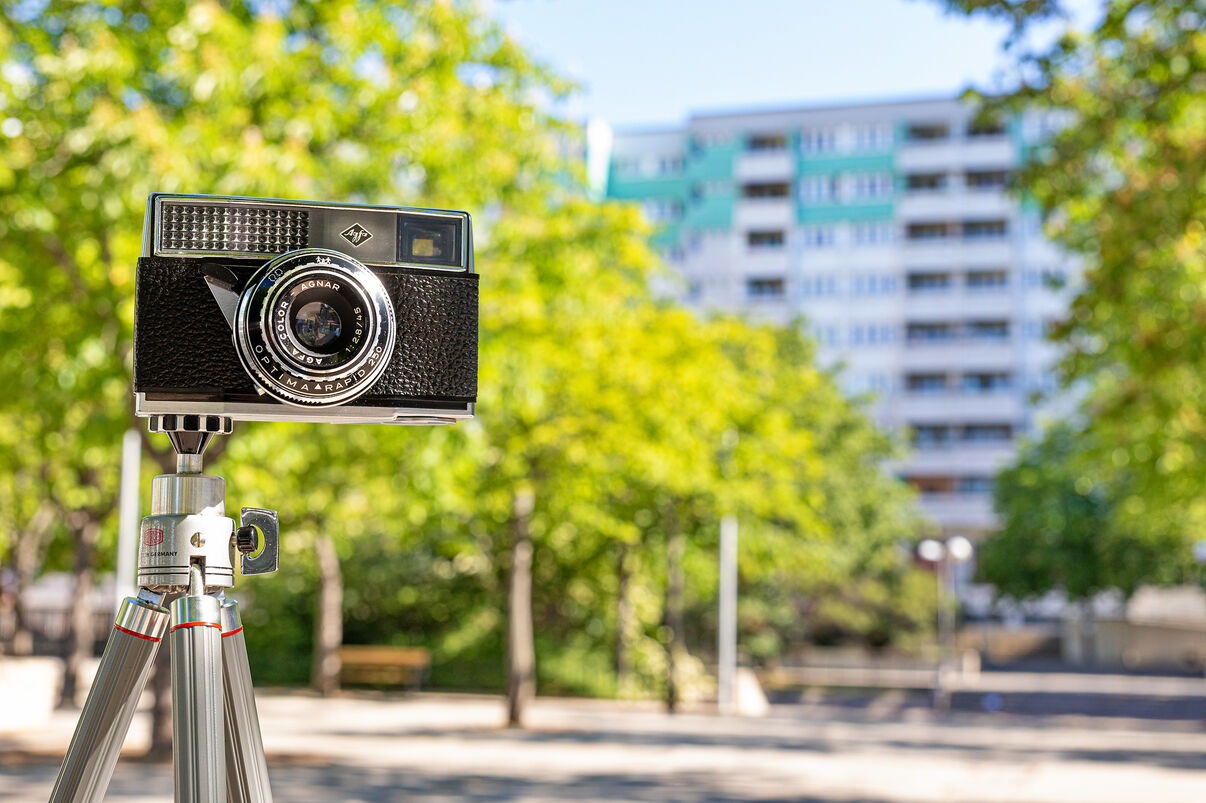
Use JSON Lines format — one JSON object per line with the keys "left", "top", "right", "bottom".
{"left": 235, "top": 525, "right": 258, "bottom": 555}
{"left": 237, "top": 508, "right": 279, "bottom": 576}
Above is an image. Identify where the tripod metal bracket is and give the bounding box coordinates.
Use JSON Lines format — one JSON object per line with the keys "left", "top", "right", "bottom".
{"left": 238, "top": 508, "right": 279, "bottom": 576}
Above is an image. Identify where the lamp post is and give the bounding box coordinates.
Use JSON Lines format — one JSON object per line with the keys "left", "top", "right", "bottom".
{"left": 918, "top": 535, "right": 974, "bottom": 709}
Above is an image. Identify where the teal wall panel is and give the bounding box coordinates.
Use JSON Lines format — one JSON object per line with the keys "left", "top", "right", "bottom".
{"left": 607, "top": 174, "right": 689, "bottom": 201}
{"left": 797, "top": 202, "right": 895, "bottom": 224}
{"left": 797, "top": 153, "right": 896, "bottom": 176}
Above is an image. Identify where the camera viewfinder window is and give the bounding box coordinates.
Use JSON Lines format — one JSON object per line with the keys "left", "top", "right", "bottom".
{"left": 399, "top": 217, "right": 461, "bottom": 267}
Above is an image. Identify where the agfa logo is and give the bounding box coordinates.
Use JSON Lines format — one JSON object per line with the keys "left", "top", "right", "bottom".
{"left": 143, "top": 527, "right": 165, "bottom": 547}
{"left": 340, "top": 223, "right": 373, "bottom": 247}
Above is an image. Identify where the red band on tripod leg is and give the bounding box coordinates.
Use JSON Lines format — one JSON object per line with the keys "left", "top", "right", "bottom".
{"left": 221, "top": 626, "right": 245, "bottom": 639}
{"left": 114, "top": 624, "right": 162, "bottom": 643}
{"left": 170, "top": 621, "right": 222, "bottom": 633}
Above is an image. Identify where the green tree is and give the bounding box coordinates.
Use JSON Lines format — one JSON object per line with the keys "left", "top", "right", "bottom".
{"left": 0, "top": 0, "right": 577, "bottom": 709}
{"left": 980, "top": 424, "right": 1115, "bottom": 600}
{"left": 940, "top": 0, "right": 1206, "bottom": 591}
{"left": 1, "top": 0, "right": 931, "bottom": 734}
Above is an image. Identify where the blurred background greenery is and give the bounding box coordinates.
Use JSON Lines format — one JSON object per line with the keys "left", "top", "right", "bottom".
{"left": 4, "top": 0, "right": 1206, "bottom": 737}
{"left": 0, "top": 0, "right": 931, "bottom": 725}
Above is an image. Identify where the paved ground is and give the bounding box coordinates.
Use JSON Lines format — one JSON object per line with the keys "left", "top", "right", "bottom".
{"left": 3, "top": 691, "right": 1206, "bottom": 802}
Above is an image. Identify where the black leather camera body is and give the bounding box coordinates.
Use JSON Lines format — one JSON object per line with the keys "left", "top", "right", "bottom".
{"left": 134, "top": 194, "right": 477, "bottom": 425}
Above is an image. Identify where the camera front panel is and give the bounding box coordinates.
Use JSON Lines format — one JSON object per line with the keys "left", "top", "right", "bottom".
{"left": 133, "top": 194, "right": 477, "bottom": 425}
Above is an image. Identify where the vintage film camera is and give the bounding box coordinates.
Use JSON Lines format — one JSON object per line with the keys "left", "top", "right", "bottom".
{"left": 134, "top": 193, "right": 477, "bottom": 425}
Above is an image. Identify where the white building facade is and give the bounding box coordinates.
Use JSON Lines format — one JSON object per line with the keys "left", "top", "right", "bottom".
{"left": 604, "top": 96, "right": 1077, "bottom": 540}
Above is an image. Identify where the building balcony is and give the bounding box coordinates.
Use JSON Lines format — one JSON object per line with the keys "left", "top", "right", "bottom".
{"left": 900, "top": 340, "right": 1015, "bottom": 369}
{"left": 734, "top": 199, "right": 795, "bottom": 230}
{"left": 917, "top": 492, "right": 997, "bottom": 533}
{"left": 739, "top": 246, "right": 793, "bottom": 273}
{"left": 897, "top": 136, "right": 1015, "bottom": 173}
{"left": 903, "top": 288, "right": 1015, "bottom": 319}
{"left": 889, "top": 390, "right": 1023, "bottom": 422}
{"left": 734, "top": 150, "right": 795, "bottom": 182}
{"left": 902, "top": 236, "right": 1014, "bottom": 265}
{"left": 897, "top": 189, "right": 1014, "bottom": 220}
{"left": 902, "top": 442, "right": 1017, "bottom": 476}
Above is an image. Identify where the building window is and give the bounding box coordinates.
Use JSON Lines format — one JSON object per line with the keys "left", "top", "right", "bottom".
{"left": 800, "top": 275, "right": 837, "bottom": 297}
{"left": 851, "top": 172, "right": 894, "bottom": 200}
{"left": 811, "top": 324, "right": 840, "bottom": 346}
{"left": 691, "top": 179, "right": 732, "bottom": 198}
{"left": 905, "top": 122, "right": 950, "bottom": 142}
{"left": 799, "top": 175, "right": 838, "bottom": 204}
{"left": 956, "top": 476, "right": 995, "bottom": 494}
{"left": 691, "top": 132, "right": 736, "bottom": 149}
{"left": 963, "top": 219, "right": 1008, "bottom": 240}
{"left": 966, "top": 170, "right": 1009, "bottom": 190}
{"left": 854, "top": 123, "right": 893, "bottom": 151}
{"left": 907, "top": 272, "right": 951, "bottom": 292}
{"left": 966, "top": 269, "right": 1008, "bottom": 290}
{"left": 907, "top": 322, "right": 955, "bottom": 343}
{"left": 801, "top": 226, "right": 836, "bottom": 248}
{"left": 907, "top": 222, "right": 953, "bottom": 240}
{"left": 966, "top": 320, "right": 1010, "bottom": 341}
{"left": 747, "top": 230, "right": 785, "bottom": 249}
{"left": 746, "top": 277, "right": 786, "bottom": 299}
{"left": 643, "top": 199, "right": 682, "bottom": 222}
{"left": 800, "top": 127, "right": 838, "bottom": 154}
{"left": 962, "top": 372, "right": 1011, "bottom": 393}
{"left": 909, "top": 475, "right": 954, "bottom": 495}
{"left": 961, "top": 424, "right": 1013, "bottom": 443}
{"left": 853, "top": 222, "right": 895, "bottom": 245}
{"left": 748, "top": 133, "right": 788, "bottom": 151}
{"left": 907, "top": 373, "right": 948, "bottom": 394}
{"left": 912, "top": 424, "right": 951, "bottom": 448}
{"left": 742, "top": 181, "right": 791, "bottom": 199}
{"left": 906, "top": 172, "right": 947, "bottom": 193}
{"left": 967, "top": 117, "right": 1007, "bottom": 138}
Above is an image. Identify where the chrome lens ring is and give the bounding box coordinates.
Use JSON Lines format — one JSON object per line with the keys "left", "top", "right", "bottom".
{"left": 234, "top": 249, "right": 395, "bottom": 407}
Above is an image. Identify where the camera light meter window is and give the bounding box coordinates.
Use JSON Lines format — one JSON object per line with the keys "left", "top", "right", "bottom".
{"left": 399, "top": 217, "right": 461, "bottom": 267}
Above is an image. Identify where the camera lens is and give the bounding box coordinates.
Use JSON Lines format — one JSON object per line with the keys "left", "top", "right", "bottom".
{"left": 293, "top": 300, "right": 342, "bottom": 351}
{"left": 234, "top": 249, "right": 395, "bottom": 407}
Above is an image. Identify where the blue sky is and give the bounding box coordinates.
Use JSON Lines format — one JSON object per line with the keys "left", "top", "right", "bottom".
{"left": 486, "top": 0, "right": 1102, "bottom": 129}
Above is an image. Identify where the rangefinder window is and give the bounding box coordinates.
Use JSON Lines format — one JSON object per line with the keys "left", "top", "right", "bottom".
{"left": 399, "top": 217, "right": 461, "bottom": 267}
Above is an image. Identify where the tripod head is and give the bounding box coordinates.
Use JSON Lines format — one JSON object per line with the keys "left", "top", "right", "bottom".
{"left": 140, "top": 415, "right": 278, "bottom": 593}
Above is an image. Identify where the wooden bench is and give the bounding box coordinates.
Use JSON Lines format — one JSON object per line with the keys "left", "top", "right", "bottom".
{"left": 338, "top": 645, "right": 431, "bottom": 689}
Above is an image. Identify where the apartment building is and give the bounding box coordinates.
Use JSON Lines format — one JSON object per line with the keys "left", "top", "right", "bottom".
{"left": 603, "top": 96, "right": 1078, "bottom": 540}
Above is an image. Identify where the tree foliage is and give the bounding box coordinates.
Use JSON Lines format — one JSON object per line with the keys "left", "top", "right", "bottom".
{"left": 943, "top": 0, "right": 1206, "bottom": 595}
{"left": 0, "top": 0, "right": 930, "bottom": 712}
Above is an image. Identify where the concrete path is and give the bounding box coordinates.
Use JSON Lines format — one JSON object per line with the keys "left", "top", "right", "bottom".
{"left": 3, "top": 692, "right": 1205, "bottom": 802}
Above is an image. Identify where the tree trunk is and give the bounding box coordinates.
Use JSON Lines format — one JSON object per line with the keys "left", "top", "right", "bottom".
{"left": 311, "top": 532, "right": 344, "bottom": 696}
{"left": 615, "top": 543, "right": 633, "bottom": 690}
{"left": 506, "top": 488, "right": 536, "bottom": 728}
{"left": 59, "top": 517, "right": 100, "bottom": 708}
{"left": 11, "top": 502, "right": 55, "bottom": 656}
{"left": 664, "top": 529, "right": 686, "bottom": 714}
{"left": 146, "top": 641, "right": 172, "bottom": 761}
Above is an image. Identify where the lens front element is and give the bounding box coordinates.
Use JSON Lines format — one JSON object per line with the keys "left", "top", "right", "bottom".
{"left": 293, "top": 300, "right": 342, "bottom": 351}
{"left": 234, "top": 249, "right": 395, "bottom": 407}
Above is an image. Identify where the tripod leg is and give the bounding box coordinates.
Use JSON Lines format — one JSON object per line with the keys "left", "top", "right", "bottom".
{"left": 220, "top": 600, "right": 274, "bottom": 803}
{"left": 170, "top": 584, "right": 225, "bottom": 803}
{"left": 50, "top": 595, "right": 169, "bottom": 803}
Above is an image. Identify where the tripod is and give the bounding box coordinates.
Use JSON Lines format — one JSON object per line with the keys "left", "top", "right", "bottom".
{"left": 50, "top": 416, "right": 279, "bottom": 803}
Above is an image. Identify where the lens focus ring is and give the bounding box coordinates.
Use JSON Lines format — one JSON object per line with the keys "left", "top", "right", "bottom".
{"left": 234, "top": 249, "right": 395, "bottom": 407}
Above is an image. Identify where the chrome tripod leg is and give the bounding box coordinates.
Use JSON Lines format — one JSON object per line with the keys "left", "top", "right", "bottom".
{"left": 221, "top": 599, "right": 274, "bottom": 803}
{"left": 170, "top": 578, "right": 225, "bottom": 803}
{"left": 50, "top": 595, "right": 169, "bottom": 803}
